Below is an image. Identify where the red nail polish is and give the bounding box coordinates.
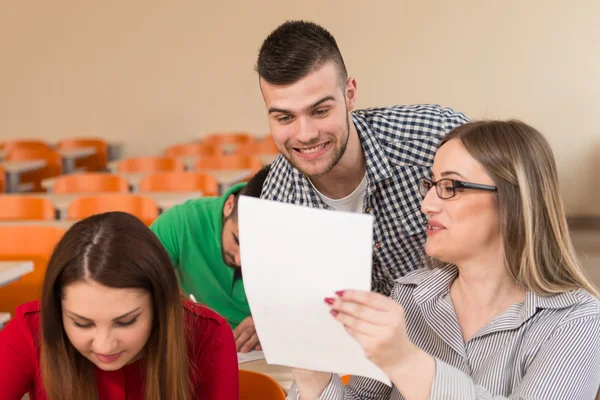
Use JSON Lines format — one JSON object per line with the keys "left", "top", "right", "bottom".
{"left": 324, "top": 297, "right": 335, "bottom": 305}
{"left": 330, "top": 310, "right": 338, "bottom": 317}
{"left": 335, "top": 290, "right": 345, "bottom": 297}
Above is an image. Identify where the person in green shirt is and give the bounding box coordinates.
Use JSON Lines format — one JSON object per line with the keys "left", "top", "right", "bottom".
{"left": 150, "top": 166, "right": 270, "bottom": 353}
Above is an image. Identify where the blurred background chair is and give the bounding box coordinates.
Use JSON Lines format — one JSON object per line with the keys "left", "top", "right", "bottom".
{"left": 5, "top": 148, "right": 62, "bottom": 192}
{"left": 66, "top": 194, "right": 159, "bottom": 226}
{"left": 239, "top": 370, "right": 286, "bottom": 400}
{"left": 117, "top": 156, "right": 185, "bottom": 173}
{"left": 0, "top": 226, "right": 65, "bottom": 317}
{"left": 56, "top": 137, "right": 108, "bottom": 171}
{"left": 0, "top": 196, "right": 56, "bottom": 220}
{"left": 138, "top": 172, "right": 218, "bottom": 196}
{"left": 52, "top": 173, "right": 130, "bottom": 194}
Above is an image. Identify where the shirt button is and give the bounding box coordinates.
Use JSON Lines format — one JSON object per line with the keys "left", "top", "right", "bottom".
{"left": 375, "top": 242, "right": 381, "bottom": 249}
{"left": 364, "top": 207, "right": 371, "bottom": 213}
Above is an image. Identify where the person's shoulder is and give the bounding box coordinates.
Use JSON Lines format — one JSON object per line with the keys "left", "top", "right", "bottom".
{"left": 555, "top": 289, "right": 600, "bottom": 323}
{"left": 183, "top": 298, "right": 229, "bottom": 329}
{"left": 15, "top": 300, "right": 41, "bottom": 324}
{"left": 260, "top": 155, "right": 295, "bottom": 200}
{"left": 353, "top": 104, "right": 469, "bottom": 140}
{"left": 183, "top": 299, "right": 234, "bottom": 360}
{"left": 354, "top": 104, "right": 467, "bottom": 120}
{"left": 2, "top": 301, "right": 40, "bottom": 339}
{"left": 152, "top": 196, "right": 219, "bottom": 227}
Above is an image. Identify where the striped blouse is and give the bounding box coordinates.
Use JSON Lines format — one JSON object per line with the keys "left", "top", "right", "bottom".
{"left": 287, "top": 265, "right": 600, "bottom": 400}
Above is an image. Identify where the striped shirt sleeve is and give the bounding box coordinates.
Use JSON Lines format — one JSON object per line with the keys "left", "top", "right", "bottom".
{"left": 430, "top": 316, "right": 600, "bottom": 400}
{"left": 287, "top": 374, "right": 393, "bottom": 400}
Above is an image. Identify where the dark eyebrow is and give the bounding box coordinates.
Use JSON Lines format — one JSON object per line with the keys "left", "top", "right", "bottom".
{"left": 440, "top": 171, "right": 467, "bottom": 180}
{"left": 268, "top": 95, "right": 336, "bottom": 115}
{"left": 67, "top": 307, "right": 141, "bottom": 322}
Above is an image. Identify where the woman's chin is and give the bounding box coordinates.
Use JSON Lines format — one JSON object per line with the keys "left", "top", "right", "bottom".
{"left": 425, "top": 246, "right": 453, "bottom": 265}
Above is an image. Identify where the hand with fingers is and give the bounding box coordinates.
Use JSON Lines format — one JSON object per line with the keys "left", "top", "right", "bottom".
{"left": 325, "top": 290, "right": 435, "bottom": 399}
{"left": 324, "top": 290, "right": 415, "bottom": 373}
{"left": 232, "top": 316, "right": 262, "bottom": 353}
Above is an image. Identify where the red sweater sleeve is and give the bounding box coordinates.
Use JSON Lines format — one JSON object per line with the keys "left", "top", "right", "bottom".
{"left": 0, "top": 302, "right": 39, "bottom": 400}
{"left": 185, "top": 301, "right": 239, "bottom": 399}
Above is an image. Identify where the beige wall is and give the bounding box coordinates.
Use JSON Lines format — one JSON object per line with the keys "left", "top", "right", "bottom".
{"left": 1, "top": 0, "right": 598, "bottom": 215}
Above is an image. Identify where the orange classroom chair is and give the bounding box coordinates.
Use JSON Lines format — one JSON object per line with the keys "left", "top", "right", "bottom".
{"left": 194, "top": 154, "right": 263, "bottom": 172}
{"left": 0, "top": 226, "right": 65, "bottom": 317}
{"left": 0, "top": 196, "right": 56, "bottom": 220}
{"left": 117, "top": 156, "right": 185, "bottom": 173}
{"left": 341, "top": 375, "right": 351, "bottom": 385}
{"left": 56, "top": 138, "right": 108, "bottom": 171}
{"left": 202, "top": 132, "right": 255, "bottom": 146}
{"left": 239, "top": 370, "right": 286, "bottom": 400}
{"left": 138, "top": 172, "right": 218, "bottom": 197}
{"left": 52, "top": 173, "right": 130, "bottom": 194}
{"left": 2, "top": 139, "right": 50, "bottom": 153}
{"left": 239, "top": 135, "right": 280, "bottom": 155}
{"left": 0, "top": 165, "right": 4, "bottom": 192}
{"left": 66, "top": 194, "right": 159, "bottom": 226}
{"left": 6, "top": 148, "right": 63, "bottom": 192}
{"left": 163, "top": 142, "right": 218, "bottom": 159}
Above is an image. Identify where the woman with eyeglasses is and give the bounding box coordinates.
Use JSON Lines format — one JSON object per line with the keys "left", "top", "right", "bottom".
{"left": 288, "top": 120, "right": 600, "bottom": 400}
{"left": 0, "top": 212, "right": 238, "bottom": 400}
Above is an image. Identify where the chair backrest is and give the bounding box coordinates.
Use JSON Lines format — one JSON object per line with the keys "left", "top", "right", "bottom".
{"left": 2, "top": 140, "right": 50, "bottom": 153}
{"left": 340, "top": 375, "right": 351, "bottom": 385}
{"left": 138, "top": 172, "right": 218, "bottom": 196}
{"left": 0, "top": 226, "right": 65, "bottom": 316}
{"left": 0, "top": 196, "right": 56, "bottom": 220}
{"left": 163, "top": 142, "right": 217, "bottom": 158}
{"left": 239, "top": 370, "right": 286, "bottom": 400}
{"left": 117, "top": 156, "right": 185, "bottom": 173}
{"left": 239, "top": 135, "right": 279, "bottom": 155}
{"left": 52, "top": 173, "right": 130, "bottom": 194}
{"left": 67, "top": 194, "right": 159, "bottom": 226}
{"left": 6, "top": 148, "right": 63, "bottom": 191}
{"left": 56, "top": 138, "right": 108, "bottom": 171}
{"left": 194, "top": 154, "right": 263, "bottom": 172}
{"left": 203, "top": 132, "right": 255, "bottom": 146}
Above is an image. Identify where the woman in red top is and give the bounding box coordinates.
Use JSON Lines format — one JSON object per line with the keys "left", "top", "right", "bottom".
{"left": 0, "top": 211, "right": 238, "bottom": 400}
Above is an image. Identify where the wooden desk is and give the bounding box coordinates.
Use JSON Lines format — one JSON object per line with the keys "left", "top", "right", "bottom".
{"left": 257, "top": 153, "right": 279, "bottom": 166}
{"left": 0, "top": 312, "right": 9, "bottom": 327}
{"left": 1, "top": 160, "right": 47, "bottom": 193}
{"left": 5, "top": 191, "right": 203, "bottom": 219}
{"left": 0, "top": 220, "right": 74, "bottom": 229}
{"left": 0, "top": 261, "right": 34, "bottom": 288}
{"left": 58, "top": 147, "right": 96, "bottom": 173}
{"left": 44, "top": 170, "right": 252, "bottom": 194}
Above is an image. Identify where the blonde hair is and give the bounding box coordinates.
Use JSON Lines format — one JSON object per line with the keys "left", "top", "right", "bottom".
{"left": 438, "top": 120, "right": 599, "bottom": 298}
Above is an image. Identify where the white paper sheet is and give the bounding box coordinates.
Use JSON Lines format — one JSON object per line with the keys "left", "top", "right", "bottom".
{"left": 238, "top": 196, "right": 390, "bottom": 385}
{"left": 237, "top": 350, "right": 266, "bottom": 364}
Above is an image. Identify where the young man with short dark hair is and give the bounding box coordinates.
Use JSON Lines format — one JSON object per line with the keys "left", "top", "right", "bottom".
{"left": 151, "top": 166, "right": 270, "bottom": 352}
{"left": 257, "top": 21, "right": 470, "bottom": 295}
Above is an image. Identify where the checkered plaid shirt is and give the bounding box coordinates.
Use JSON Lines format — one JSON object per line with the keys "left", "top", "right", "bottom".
{"left": 261, "top": 104, "right": 470, "bottom": 295}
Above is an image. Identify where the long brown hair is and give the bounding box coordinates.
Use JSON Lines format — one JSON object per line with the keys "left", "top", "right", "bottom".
{"left": 438, "top": 120, "right": 599, "bottom": 297}
{"left": 40, "top": 212, "right": 191, "bottom": 400}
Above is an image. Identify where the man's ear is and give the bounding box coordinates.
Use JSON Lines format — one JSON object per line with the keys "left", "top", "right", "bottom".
{"left": 345, "top": 77, "right": 357, "bottom": 112}
{"left": 223, "top": 194, "right": 236, "bottom": 218}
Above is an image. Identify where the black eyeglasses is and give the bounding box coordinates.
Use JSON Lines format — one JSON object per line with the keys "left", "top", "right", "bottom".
{"left": 419, "top": 178, "right": 497, "bottom": 199}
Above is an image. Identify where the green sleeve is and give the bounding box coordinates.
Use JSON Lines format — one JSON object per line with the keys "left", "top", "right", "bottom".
{"left": 150, "top": 206, "right": 183, "bottom": 267}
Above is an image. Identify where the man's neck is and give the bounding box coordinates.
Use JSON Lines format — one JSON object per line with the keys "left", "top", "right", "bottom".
{"left": 310, "top": 118, "right": 366, "bottom": 199}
